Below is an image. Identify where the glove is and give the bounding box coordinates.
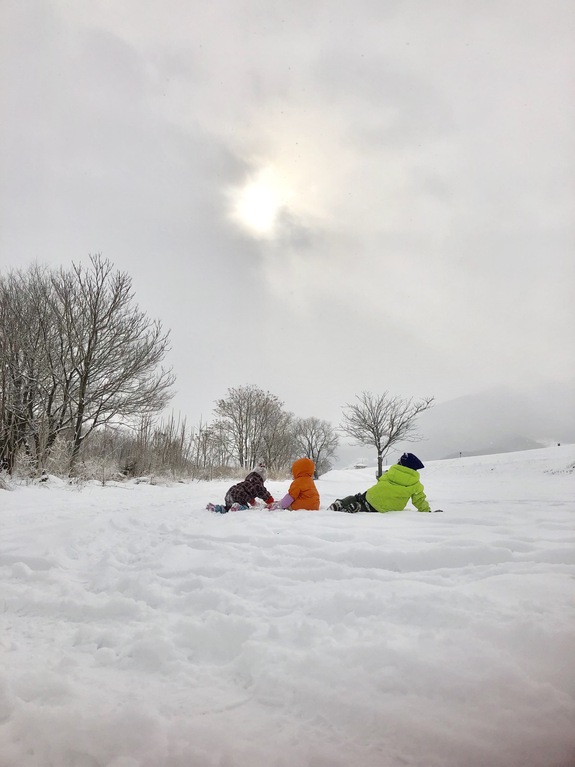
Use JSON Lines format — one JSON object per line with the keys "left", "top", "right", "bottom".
{"left": 248, "top": 498, "right": 257, "bottom": 507}
{"left": 267, "top": 496, "right": 275, "bottom": 504}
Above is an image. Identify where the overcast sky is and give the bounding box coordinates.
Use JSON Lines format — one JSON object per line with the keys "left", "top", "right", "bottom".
{"left": 1, "top": 0, "right": 574, "bottom": 429}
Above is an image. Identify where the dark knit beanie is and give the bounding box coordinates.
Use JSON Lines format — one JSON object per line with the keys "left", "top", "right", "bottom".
{"left": 398, "top": 452, "right": 424, "bottom": 471}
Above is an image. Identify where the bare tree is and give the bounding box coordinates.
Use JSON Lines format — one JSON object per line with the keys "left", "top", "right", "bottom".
{"left": 214, "top": 384, "right": 285, "bottom": 469}
{"left": 259, "top": 410, "right": 298, "bottom": 474}
{"left": 0, "top": 276, "right": 23, "bottom": 473}
{"left": 191, "top": 423, "right": 218, "bottom": 478}
{"left": 0, "top": 268, "right": 49, "bottom": 473}
{"left": 293, "top": 416, "right": 339, "bottom": 478}
{"left": 191, "top": 420, "right": 232, "bottom": 477}
{"left": 0, "top": 257, "right": 175, "bottom": 476}
{"left": 51, "top": 256, "right": 175, "bottom": 473}
{"left": 341, "top": 392, "right": 434, "bottom": 478}
{"left": 30, "top": 266, "right": 78, "bottom": 465}
{"left": 13, "top": 266, "right": 76, "bottom": 469}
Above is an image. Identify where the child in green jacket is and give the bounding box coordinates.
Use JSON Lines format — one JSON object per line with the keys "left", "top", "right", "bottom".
{"left": 329, "top": 453, "right": 442, "bottom": 513}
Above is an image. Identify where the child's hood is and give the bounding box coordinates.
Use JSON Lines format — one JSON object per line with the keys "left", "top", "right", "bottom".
{"left": 292, "top": 457, "right": 315, "bottom": 478}
{"left": 386, "top": 464, "right": 421, "bottom": 487}
{"left": 244, "top": 471, "right": 264, "bottom": 484}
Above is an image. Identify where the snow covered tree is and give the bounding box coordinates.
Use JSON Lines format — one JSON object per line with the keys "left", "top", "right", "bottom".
{"left": 341, "top": 392, "right": 434, "bottom": 478}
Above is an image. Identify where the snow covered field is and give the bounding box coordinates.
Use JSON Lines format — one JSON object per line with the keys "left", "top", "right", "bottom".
{"left": 1, "top": 446, "right": 575, "bottom": 767}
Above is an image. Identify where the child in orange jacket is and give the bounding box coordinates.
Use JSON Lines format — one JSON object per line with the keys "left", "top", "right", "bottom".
{"left": 268, "top": 457, "right": 320, "bottom": 510}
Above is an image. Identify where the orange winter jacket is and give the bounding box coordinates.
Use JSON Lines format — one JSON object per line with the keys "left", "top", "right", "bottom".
{"left": 289, "top": 457, "right": 320, "bottom": 510}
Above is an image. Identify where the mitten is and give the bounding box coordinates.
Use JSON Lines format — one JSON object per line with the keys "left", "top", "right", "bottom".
{"left": 278, "top": 493, "right": 294, "bottom": 509}
{"left": 267, "top": 496, "right": 275, "bottom": 504}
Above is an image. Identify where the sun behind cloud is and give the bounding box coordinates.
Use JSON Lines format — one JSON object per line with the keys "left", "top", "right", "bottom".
{"left": 229, "top": 166, "right": 292, "bottom": 237}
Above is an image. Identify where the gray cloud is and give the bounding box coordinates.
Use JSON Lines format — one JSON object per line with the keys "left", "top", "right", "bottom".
{"left": 1, "top": 0, "right": 573, "bottom": 431}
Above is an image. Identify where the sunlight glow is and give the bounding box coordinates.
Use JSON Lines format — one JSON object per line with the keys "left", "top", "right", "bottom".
{"left": 230, "top": 167, "right": 292, "bottom": 237}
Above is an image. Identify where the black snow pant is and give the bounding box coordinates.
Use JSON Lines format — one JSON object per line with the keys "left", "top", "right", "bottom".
{"left": 331, "top": 492, "right": 377, "bottom": 513}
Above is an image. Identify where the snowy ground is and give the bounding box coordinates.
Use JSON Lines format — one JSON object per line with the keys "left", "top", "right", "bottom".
{"left": 1, "top": 446, "right": 575, "bottom": 767}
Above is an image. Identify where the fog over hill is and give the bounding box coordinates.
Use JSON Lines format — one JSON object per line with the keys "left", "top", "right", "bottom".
{"left": 336, "top": 381, "right": 575, "bottom": 467}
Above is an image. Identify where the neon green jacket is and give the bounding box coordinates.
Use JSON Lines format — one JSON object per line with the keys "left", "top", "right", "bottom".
{"left": 365, "top": 464, "right": 431, "bottom": 513}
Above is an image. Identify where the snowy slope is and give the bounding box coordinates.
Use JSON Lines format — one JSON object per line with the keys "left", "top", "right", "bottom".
{"left": 1, "top": 445, "right": 574, "bottom": 767}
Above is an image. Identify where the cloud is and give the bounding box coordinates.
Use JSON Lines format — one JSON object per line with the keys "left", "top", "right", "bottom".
{"left": 1, "top": 0, "right": 573, "bottom": 429}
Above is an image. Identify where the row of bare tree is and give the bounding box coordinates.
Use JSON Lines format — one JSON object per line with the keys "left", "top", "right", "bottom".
{"left": 1, "top": 257, "right": 434, "bottom": 482}
{"left": 73, "top": 396, "right": 339, "bottom": 482}
{"left": 72, "top": 386, "right": 431, "bottom": 483}
{"left": 0, "top": 256, "right": 174, "bottom": 476}
{"left": 206, "top": 385, "right": 339, "bottom": 478}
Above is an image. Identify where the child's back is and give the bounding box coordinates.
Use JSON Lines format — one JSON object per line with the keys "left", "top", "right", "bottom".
{"left": 289, "top": 457, "right": 320, "bottom": 510}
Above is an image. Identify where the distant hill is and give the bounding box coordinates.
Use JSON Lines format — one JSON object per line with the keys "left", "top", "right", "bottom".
{"left": 336, "top": 381, "right": 575, "bottom": 466}
{"left": 442, "top": 435, "right": 544, "bottom": 460}
{"left": 399, "top": 382, "right": 575, "bottom": 461}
